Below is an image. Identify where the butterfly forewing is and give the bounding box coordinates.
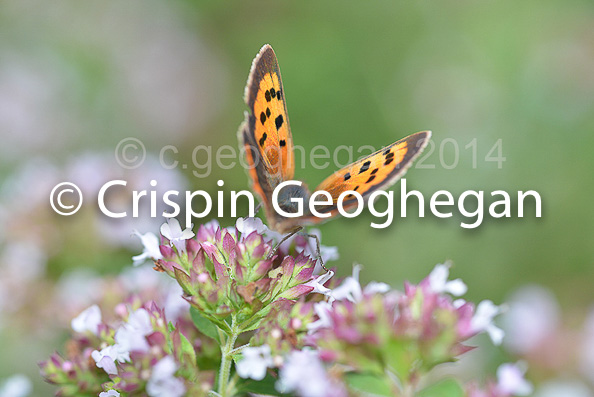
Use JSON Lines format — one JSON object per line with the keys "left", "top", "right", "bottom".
{"left": 311, "top": 131, "right": 432, "bottom": 215}
{"left": 244, "top": 44, "right": 295, "bottom": 181}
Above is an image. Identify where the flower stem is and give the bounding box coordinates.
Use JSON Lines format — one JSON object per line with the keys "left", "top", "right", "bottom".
{"left": 218, "top": 315, "right": 240, "bottom": 397}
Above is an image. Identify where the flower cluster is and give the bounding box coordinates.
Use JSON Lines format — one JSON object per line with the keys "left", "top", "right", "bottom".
{"left": 500, "top": 285, "right": 594, "bottom": 394}
{"left": 238, "top": 264, "right": 515, "bottom": 396}
{"left": 152, "top": 218, "right": 321, "bottom": 335}
{"left": 40, "top": 217, "right": 532, "bottom": 397}
{"left": 465, "top": 363, "right": 532, "bottom": 397}
{"left": 40, "top": 297, "right": 216, "bottom": 397}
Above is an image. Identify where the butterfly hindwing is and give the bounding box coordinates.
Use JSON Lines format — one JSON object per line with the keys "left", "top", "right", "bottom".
{"left": 309, "top": 131, "right": 432, "bottom": 217}
{"left": 243, "top": 44, "right": 295, "bottom": 182}
{"left": 239, "top": 118, "right": 273, "bottom": 206}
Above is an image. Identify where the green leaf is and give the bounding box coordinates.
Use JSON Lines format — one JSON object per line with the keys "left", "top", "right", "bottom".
{"left": 190, "top": 307, "right": 220, "bottom": 342}
{"left": 236, "top": 373, "right": 285, "bottom": 396}
{"left": 417, "top": 379, "right": 464, "bottom": 397}
{"left": 346, "top": 373, "right": 394, "bottom": 396}
{"left": 174, "top": 267, "right": 193, "bottom": 295}
{"left": 178, "top": 331, "right": 197, "bottom": 367}
{"left": 384, "top": 339, "right": 419, "bottom": 382}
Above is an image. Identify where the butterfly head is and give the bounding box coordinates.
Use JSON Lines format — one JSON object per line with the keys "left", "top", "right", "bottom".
{"left": 275, "top": 182, "right": 310, "bottom": 214}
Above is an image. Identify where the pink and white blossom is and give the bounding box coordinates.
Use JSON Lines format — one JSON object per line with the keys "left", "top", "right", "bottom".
{"left": 496, "top": 362, "right": 533, "bottom": 396}
{"left": 160, "top": 218, "right": 194, "bottom": 253}
{"left": 428, "top": 262, "right": 468, "bottom": 296}
{"left": 132, "top": 230, "right": 163, "bottom": 266}
{"left": 99, "top": 390, "right": 120, "bottom": 397}
{"left": 471, "top": 300, "right": 505, "bottom": 345}
{"left": 146, "top": 356, "right": 186, "bottom": 397}
{"left": 0, "top": 374, "right": 32, "bottom": 397}
{"left": 114, "top": 308, "right": 153, "bottom": 353}
{"left": 91, "top": 345, "right": 130, "bottom": 375}
{"left": 236, "top": 345, "right": 274, "bottom": 381}
{"left": 277, "top": 349, "right": 345, "bottom": 397}
{"left": 236, "top": 217, "right": 267, "bottom": 237}
{"left": 71, "top": 304, "right": 102, "bottom": 335}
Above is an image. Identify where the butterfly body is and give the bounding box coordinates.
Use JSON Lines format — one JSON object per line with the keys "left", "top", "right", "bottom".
{"left": 240, "top": 44, "right": 431, "bottom": 233}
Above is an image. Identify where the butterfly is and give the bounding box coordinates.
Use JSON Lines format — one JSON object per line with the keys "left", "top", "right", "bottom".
{"left": 239, "top": 44, "right": 431, "bottom": 234}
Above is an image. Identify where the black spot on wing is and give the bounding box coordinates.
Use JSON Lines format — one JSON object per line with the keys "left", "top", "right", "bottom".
{"left": 366, "top": 175, "right": 376, "bottom": 184}
{"left": 270, "top": 87, "right": 276, "bottom": 98}
{"left": 275, "top": 115, "right": 284, "bottom": 130}
{"left": 259, "top": 133, "right": 267, "bottom": 147}
{"left": 359, "top": 161, "right": 371, "bottom": 174}
{"left": 279, "top": 139, "right": 286, "bottom": 147}
{"left": 266, "top": 108, "right": 271, "bottom": 117}
{"left": 344, "top": 172, "right": 351, "bottom": 181}
{"left": 265, "top": 90, "right": 272, "bottom": 102}
{"left": 277, "top": 89, "right": 282, "bottom": 100}
{"left": 371, "top": 168, "right": 379, "bottom": 175}
{"left": 384, "top": 158, "right": 394, "bottom": 166}
{"left": 260, "top": 112, "right": 267, "bottom": 125}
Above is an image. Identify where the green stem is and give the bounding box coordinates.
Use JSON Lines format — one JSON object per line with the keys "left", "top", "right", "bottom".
{"left": 217, "top": 315, "right": 240, "bottom": 397}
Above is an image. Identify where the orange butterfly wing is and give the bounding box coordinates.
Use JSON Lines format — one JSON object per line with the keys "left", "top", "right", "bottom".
{"left": 239, "top": 44, "right": 431, "bottom": 232}
{"left": 240, "top": 44, "right": 296, "bottom": 221}
{"left": 308, "top": 131, "right": 432, "bottom": 217}
{"left": 242, "top": 44, "right": 294, "bottom": 180}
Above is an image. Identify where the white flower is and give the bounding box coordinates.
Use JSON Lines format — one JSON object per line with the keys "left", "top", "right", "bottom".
{"left": 496, "top": 362, "right": 533, "bottom": 396}
{"left": 305, "top": 270, "right": 335, "bottom": 297}
{"left": 132, "top": 231, "right": 162, "bottom": 266}
{"left": 428, "top": 263, "right": 467, "bottom": 296}
{"left": 114, "top": 308, "right": 153, "bottom": 354}
{"left": 163, "top": 284, "right": 190, "bottom": 322}
{"left": 146, "top": 356, "right": 185, "bottom": 397}
{"left": 277, "top": 350, "right": 333, "bottom": 397}
{"left": 503, "top": 285, "right": 559, "bottom": 354}
{"left": 160, "top": 218, "right": 194, "bottom": 253}
{"left": 0, "top": 374, "right": 32, "bottom": 397}
{"left": 127, "top": 308, "right": 153, "bottom": 334}
{"left": 99, "top": 390, "right": 120, "bottom": 397}
{"left": 331, "top": 264, "right": 390, "bottom": 303}
{"left": 306, "top": 266, "right": 391, "bottom": 334}
{"left": 236, "top": 345, "right": 274, "bottom": 380}
{"left": 472, "top": 300, "right": 505, "bottom": 345}
{"left": 332, "top": 274, "right": 362, "bottom": 303}
{"left": 71, "top": 304, "right": 102, "bottom": 335}
{"left": 236, "top": 217, "right": 267, "bottom": 237}
{"left": 307, "top": 301, "right": 334, "bottom": 334}
{"left": 364, "top": 281, "right": 391, "bottom": 295}
{"left": 91, "top": 345, "right": 130, "bottom": 375}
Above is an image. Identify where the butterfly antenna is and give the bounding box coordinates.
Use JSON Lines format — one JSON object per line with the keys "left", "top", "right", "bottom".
{"left": 304, "top": 232, "right": 329, "bottom": 273}
{"left": 266, "top": 226, "right": 303, "bottom": 261}
{"left": 253, "top": 202, "right": 263, "bottom": 216}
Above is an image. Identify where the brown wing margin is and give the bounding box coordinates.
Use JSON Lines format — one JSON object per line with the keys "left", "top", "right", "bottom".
{"left": 244, "top": 44, "right": 279, "bottom": 109}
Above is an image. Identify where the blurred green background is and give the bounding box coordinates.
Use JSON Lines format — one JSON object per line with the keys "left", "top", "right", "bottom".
{"left": 1, "top": 0, "right": 593, "bottom": 394}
